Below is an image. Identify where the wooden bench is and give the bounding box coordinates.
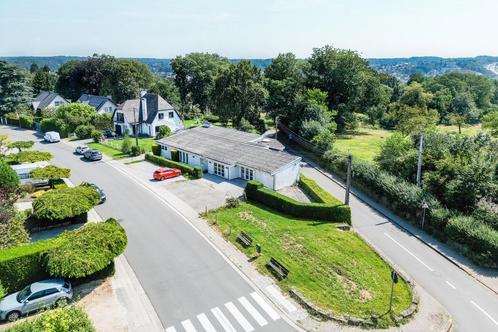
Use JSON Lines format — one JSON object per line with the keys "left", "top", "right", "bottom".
{"left": 266, "top": 257, "right": 289, "bottom": 279}
{"left": 236, "top": 231, "right": 253, "bottom": 247}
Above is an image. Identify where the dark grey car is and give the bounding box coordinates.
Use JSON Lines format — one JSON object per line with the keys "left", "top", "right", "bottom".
{"left": 0, "top": 279, "right": 73, "bottom": 322}
{"left": 84, "top": 149, "right": 102, "bottom": 161}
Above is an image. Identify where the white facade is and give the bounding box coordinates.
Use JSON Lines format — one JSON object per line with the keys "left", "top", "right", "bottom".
{"left": 32, "top": 95, "right": 68, "bottom": 110}
{"left": 158, "top": 144, "right": 300, "bottom": 190}
{"left": 113, "top": 107, "right": 183, "bottom": 137}
{"left": 96, "top": 100, "right": 117, "bottom": 115}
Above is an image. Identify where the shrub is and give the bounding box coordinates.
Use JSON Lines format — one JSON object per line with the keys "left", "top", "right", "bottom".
{"left": 121, "top": 137, "right": 132, "bottom": 154}
{"left": 145, "top": 153, "right": 203, "bottom": 179}
{"left": 446, "top": 215, "right": 498, "bottom": 266}
{"left": 5, "top": 306, "right": 96, "bottom": 332}
{"left": 156, "top": 125, "right": 172, "bottom": 139}
{"left": 7, "top": 140, "right": 34, "bottom": 151}
{"left": 32, "top": 185, "right": 100, "bottom": 221}
{"left": 44, "top": 219, "right": 127, "bottom": 278}
{"left": 9, "top": 151, "right": 53, "bottom": 164}
{"left": 74, "top": 124, "right": 96, "bottom": 139}
{"left": 245, "top": 180, "right": 351, "bottom": 223}
{"left": 0, "top": 238, "right": 60, "bottom": 292}
{"left": 0, "top": 281, "right": 5, "bottom": 300}
{"left": 299, "top": 174, "right": 343, "bottom": 205}
{"left": 5, "top": 113, "right": 20, "bottom": 126}
{"left": 40, "top": 118, "right": 69, "bottom": 138}
{"left": 30, "top": 165, "right": 71, "bottom": 181}
{"left": 204, "top": 114, "right": 219, "bottom": 122}
{"left": 225, "top": 197, "right": 240, "bottom": 208}
{"left": 0, "top": 211, "right": 30, "bottom": 250}
{"left": 91, "top": 129, "right": 103, "bottom": 143}
{"left": 151, "top": 144, "right": 161, "bottom": 156}
{"left": 130, "top": 145, "right": 145, "bottom": 156}
{"left": 18, "top": 115, "right": 34, "bottom": 129}
{"left": 0, "top": 160, "right": 19, "bottom": 190}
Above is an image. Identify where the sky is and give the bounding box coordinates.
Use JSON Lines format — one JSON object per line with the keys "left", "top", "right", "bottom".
{"left": 0, "top": 0, "right": 497, "bottom": 59}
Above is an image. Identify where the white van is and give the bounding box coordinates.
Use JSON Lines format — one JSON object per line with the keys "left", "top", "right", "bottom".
{"left": 44, "top": 131, "right": 60, "bottom": 143}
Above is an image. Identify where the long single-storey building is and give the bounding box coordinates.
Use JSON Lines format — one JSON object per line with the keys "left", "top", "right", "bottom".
{"left": 156, "top": 125, "right": 301, "bottom": 190}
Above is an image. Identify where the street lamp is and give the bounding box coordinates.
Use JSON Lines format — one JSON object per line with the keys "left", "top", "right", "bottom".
{"left": 421, "top": 202, "right": 429, "bottom": 229}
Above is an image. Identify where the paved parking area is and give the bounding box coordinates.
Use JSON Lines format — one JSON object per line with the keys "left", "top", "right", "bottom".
{"left": 125, "top": 160, "right": 245, "bottom": 212}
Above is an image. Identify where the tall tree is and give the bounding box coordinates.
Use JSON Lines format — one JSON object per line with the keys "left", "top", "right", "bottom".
{"left": 149, "top": 78, "right": 181, "bottom": 107}
{"left": 482, "top": 111, "right": 498, "bottom": 137}
{"left": 171, "top": 53, "right": 228, "bottom": 112}
{"left": 212, "top": 61, "right": 267, "bottom": 129}
{"left": 264, "top": 53, "right": 304, "bottom": 125}
{"left": 0, "top": 61, "right": 32, "bottom": 116}
{"left": 31, "top": 67, "right": 57, "bottom": 95}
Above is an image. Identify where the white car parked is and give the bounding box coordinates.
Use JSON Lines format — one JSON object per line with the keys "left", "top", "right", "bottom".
{"left": 44, "top": 131, "right": 60, "bottom": 143}
{"left": 75, "top": 145, "right": 89, "bottom": 155}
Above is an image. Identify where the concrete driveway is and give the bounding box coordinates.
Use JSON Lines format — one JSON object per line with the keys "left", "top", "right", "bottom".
{"left": 126, "top": 160, "right": 245, "bottom": 212}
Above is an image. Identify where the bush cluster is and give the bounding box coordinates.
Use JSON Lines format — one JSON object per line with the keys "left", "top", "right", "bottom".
{"left": 18, "top": 115, "right": 34, "bottom": 129}
{"left": 0, "top": 160, "right": 19, "bottom": 190}
{"left": 130, "top": 145, "right": 145, "bottom": 156}
{"left": 5, "top": 113, "right": 20, "bottom": 126}
{"left": 5, "top": 306, "right": 95, "bottom": 332}
{"left": 74, "top": 124, "right": 96, "bottom": 139}
{"left": 91, "top": 129, "right": 103, "bottom": 143}
{"left": 151, "top": 144, "right": 161, "bottom": 156}
{"left": 245, "top": 180, "right": 351, "bottom": 224}
{"left": 0, "top": 211, "right": 30, "bottom": 250}
{"left": 44, "top": 219, "right": 127, "bottom": 278}
{"left": 145, "top": 153, "right": 203, "bottom": 179}
{"left": 8, "top": 151, "right": 53, "bottom": 164}
{"left": 0, "top": 219, "right": 126, "bottom": 293}
{"left": 40, "top": 118, "right": 69, "bottom": 138}
{"left": 32, "top": 185, "right": 100, "bottom": 221}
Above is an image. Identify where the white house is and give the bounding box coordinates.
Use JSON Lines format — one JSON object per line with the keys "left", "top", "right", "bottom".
{"left": 156, "top": 125, "right": 302, "bottom": 190}
{"left": 112, "top": 91, "right": 183, "bottom": 136}
{"left": 77, "top": 94, "right": 117, "bottom": 115}
{"left": 31, "top": 91, "right": 69, "bottom": 111}
{"left": 10, "top": 161, "right": 50, "bottom": 186}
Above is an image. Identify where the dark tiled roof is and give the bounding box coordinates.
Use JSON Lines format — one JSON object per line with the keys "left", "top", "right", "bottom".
{"left": 77, "top": 94, "right": 115, "bottom": 111}
{"left": 32, "top": 91, "right": 66, "bottom": 110}
{"left": 117, "top": 93, "right": 174, "bottom": 124}
{"left": 157, "top": 126, "right": 300, "bottom": 174}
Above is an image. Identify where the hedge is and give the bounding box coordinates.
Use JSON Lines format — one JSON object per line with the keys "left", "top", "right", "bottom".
{"left": 446, "top": 215, "right": 498, "bottom": 266}
{"left": 32, "top": 185, "right": 100, "bottom": 221}
{"left": 145, "top": 153, "right": 203, "bottom": 179}
{"left": 245, "top": 180, "right": 351, "bottom": 224}
{"left": 5, "top": 113, "right": 20, "bottom": 126}
{"left": 74, "top": 124, "right": 96, "bottom": 139}
{"left": 0, "top": 219, "right": 126, "bottom": 293}
{"left": 170, "top": 149, "right": 179, "bottom": 162}
{"left": 40, "top": 118, "right": 68, "bottom": 138}
{"left": 44, "top": 219, "right": 127, "bottom": 278}
{"left": 151, "top": 144, "right": 161, "bottom": 156}
{"left": 299, "top": 174, "right": 343, "bottom": 205}
{"left": 19, "top": 115, "right": 34, "bottom": 129}
{"left": 5, "top": 306, "right": 96, "bottom": 332}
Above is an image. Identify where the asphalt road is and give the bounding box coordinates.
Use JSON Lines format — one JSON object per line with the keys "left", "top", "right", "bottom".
{"left": 301, "top": 165, "right": 498, "bottom": 332}
{"left": 2, "top": 126, "right": 296, "bottom": 332}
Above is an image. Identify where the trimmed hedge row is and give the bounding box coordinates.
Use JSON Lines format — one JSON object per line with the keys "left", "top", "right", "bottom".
{"left": 145, "top": 153, "right": 203, "bottom": 179}
{"left": 245, "top": 180, "right": 351, "bottom": 224}
{"left": 40, "top": 118, "right": 69, "bottom": 138}
{"left": 299, "top": 174, "right": 343, "bottom": 205}
{"left": 0, "top": 219, "right": 126, "bottom": 293}
{"left": 19, "top": 115, "right": 34, "bottom": 129}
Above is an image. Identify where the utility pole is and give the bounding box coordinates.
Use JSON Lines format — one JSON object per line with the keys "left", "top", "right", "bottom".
{"left": 416, "top": 134, "right": 424, "bottom": 187}
{"left": 132, "top": 107, "right": 139, "bottom": 147}
{"left": 345, "top": 154, "right": 352, "bottom": 205}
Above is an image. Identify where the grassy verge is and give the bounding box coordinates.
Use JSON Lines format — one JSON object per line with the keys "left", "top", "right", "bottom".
{"left": 87, "top": 142, "right": 127, "bottom": 159}
{"left": 102, "top": 137, "right": 156, "bottom": 153}
{"left": 334, "top": 127, "right": 391, "bottom": 161}
{"left": 203, "top": 202, "right": 412, "bottom": 327}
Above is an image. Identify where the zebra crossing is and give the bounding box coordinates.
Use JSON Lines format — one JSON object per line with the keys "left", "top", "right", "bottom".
{"left": 165, "top": 292, "right": 281, "bottom": 332}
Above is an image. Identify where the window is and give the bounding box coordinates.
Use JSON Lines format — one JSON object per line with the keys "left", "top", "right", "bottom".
{"left": 43, "top": 288, "right": 59, "bottom": 297}
{"left": 241, "top": 166, "right": 253, "bottom": 180}
{"left": 179, "top": 151, "right": 189, "bottom": 164}
{"left": 54, "top": 101, "right": 63, "bottom": 107}
{"left": 158, "top": 113, "right": 164, "bottom": 120}
{"left": 169, "top": 111, "right": 174, "bottom": 118}
{"left": 214, "top": 162, "right": 225, "bottom": 177}
{"left": 28, "top": 291, "right": 46, "bottom": 301}
{"left": 161, "top": 145, "right": 167, "bottom": 150}
{"left": 116, "top": 113, "right": 124, "bottom": 122}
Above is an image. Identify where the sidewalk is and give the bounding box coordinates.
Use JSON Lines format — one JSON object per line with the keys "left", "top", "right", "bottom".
{"left": 105, "top": 156, "right": 452, "bottom": 332}
{"left": 299, "top": 157, "right": 498, "bottom": 295}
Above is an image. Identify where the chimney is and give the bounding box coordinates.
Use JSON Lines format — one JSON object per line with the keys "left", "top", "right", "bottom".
{"left": 140, "top": 96, "right": 147, "bottom": 121}
{"left": 140, "top": 90, "right": 147, "bottom": 97}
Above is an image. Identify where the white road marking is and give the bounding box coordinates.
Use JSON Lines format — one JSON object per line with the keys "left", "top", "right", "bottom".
{"left": 445, "top": 281, "right": 456, "bottom": 289}
{"left": 197, "top": 313, "right": 216, "bottom": 332}
{"left": 384, "top": 232, "right": 434, "bottom": 271}
{"left": 211, "top": 307, "right": 236, "bottom": 332}
{"left": 238, "top": 296, "right": 268, "bottom": 326}
{"left": 266, "top": 285, "right": 297, "bottom": 313}
{"left": 165, "top": 327, "right": 177, "bottom": 332}
{"left": 250, "top": 292, "right": 281, "bottom": 321}
{"left": 470, "top": 300, "right": 498, "bottom": 326}
{"left": 225, "top": 301, "right": 254, "bottom": 332}
{"left": 181, "top": 320, "right": 197, "bottom": 332}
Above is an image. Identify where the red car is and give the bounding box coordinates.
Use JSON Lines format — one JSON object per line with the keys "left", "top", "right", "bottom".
{"left": 153, "top": 167, "right": 181, "bottom": 181}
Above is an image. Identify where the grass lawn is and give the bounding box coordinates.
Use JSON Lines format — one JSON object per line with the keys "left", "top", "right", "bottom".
{"left": 102, "top": 137, "right": 156, "bottom": 153}
{"left": 436, "top": 124, "right": 482, "bottom": 136}
{"left": 87, "top": 142, "right": 128, "bottom": 159}
{"left": 334, "top": 127, "right": 391, "bottom": 161}
{"left": 204, "top": 202, "right": 412, "bottom": 327}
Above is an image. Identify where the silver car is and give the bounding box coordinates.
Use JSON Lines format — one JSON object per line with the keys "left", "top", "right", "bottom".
{"left": 75, "top": 145, "right": 89, "bottom": 155}
{"left": 0, "top": 279, "right": 73, "bottom": 322}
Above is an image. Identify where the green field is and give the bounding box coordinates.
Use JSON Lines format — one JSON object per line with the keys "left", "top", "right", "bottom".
{"left": 334, "top": 124, "right": 483, "bottom": 161}
{"left": 204, "top": 202, "right": 412, "bottom": 327}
